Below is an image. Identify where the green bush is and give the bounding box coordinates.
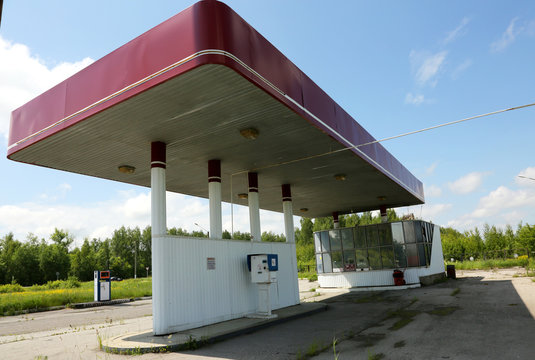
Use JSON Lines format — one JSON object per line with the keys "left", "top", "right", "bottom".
{"left": 0, "top": 283, "right": 24, "bottom": 294}
{"left": 445, "top": 257, "right": 529, "bottom": 270}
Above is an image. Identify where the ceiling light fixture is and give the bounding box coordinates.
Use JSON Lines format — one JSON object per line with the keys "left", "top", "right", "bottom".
{"left": 237, "top": 193, "right": 248, "bottom": 199}
{"left": 377, "top": 196, "right": 387, "bottom": 201}
{"left": 334, "top": 174, "right": 347, "bottom": 181}
{"left": 239, "top": 128, "right": 259, "bottom": 140}
{"left": 299, "top": 208, "right": 309, "bottom": 212}
{"left": 118, "top": 165, "right": 136, "bottom": 174}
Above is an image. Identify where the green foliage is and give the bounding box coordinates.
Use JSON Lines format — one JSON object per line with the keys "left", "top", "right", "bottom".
{"left": 0, "top": 278, "right": 151, "bottom": 315}
{"left": 261, "top": 231, "right": 286, "bottom": 242}
{"left": 0, "top": 283, "right": 24, "bottom": 293}
{"left": 446, "top": 258, "right": 529, "bottom": 270}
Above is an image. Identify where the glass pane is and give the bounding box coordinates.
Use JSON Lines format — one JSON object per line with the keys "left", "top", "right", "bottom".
{"left": 378, "top": 223, "right": 393, "bottom": 245}
{"left": 380, "top": 246, "right": 395, "bottom": 269}
{"left": 332, "top": 251, "right": 343, "bottom": 272}
{"left": 403, "top": 222, "right": 416, "bottom": 244}
{"left": 354, "top": 226, "right": 367, "bottom": 248}
{"left": 316, "top": 254, "right": 323, "bottom": 274}
{"left": 425, "top": 243, "right": 432, "bottom": 263}
{"left": 355, "top": 249, "right": 369, "bottom": 269}
{"left": 406, "top": 244, "right": 419, "bottom": 267}
{"left": 320, "top": 231, "right": 330, "bottom": 252}
{"left": 392, "top": 222, "right": 404, "bottom": 245}
{"left": 329, "top": 230, "right": 342, "bottom": 251}
{"left": 368, "top": 247, "right": 382, "bottom": 269}
{"left": 394, "top": 243, "right": 408, "bottom": 268}
{"left": 341, "top": 228, "right": 354, "bottom": 250}
{"left": 417, "top": 243, "right": 427, "bottom": 266}
{"left": 343, "top": 250, "right": 356, "bottom": 271}
{"left": 323, "top": 252, "right": 332, "bottom": 273}
{"left": 314, "top": 232, "right": 322, "bottom": 252}
{"left": 366, "top": 225, "right": 380, "bottom": 247}
{"left": 414, "top": 222, "right": 423, "bottom": 243}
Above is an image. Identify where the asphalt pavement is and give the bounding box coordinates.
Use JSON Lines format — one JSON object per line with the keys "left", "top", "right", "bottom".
{"left": 0, "top": 270, "right": 534, "bottom": 359}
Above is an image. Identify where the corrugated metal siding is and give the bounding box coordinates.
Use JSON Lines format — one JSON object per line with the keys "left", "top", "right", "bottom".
{"left": 152, "top": 236, "right": 299, "bottom": 334}
{"left": 318, "top": 225, "right": 445, "bottom": 289}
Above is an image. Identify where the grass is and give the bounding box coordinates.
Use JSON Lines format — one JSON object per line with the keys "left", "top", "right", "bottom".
{"left": 450, "top": 288, "right": 460, "bottom": 296}
{"left": 0, "top": 278, "right": 152, "bottom": 316}
{"left": 445, "top": 258, "right": 529, "bottom": 270}
{"left": 385, "top": 309, "right": 421, "bottom": 330}
{"left": 298, "top": 271, "right": 318, "bottom": 282}
{"left": 427, "top": 306, "right": 459, "bottom": 316}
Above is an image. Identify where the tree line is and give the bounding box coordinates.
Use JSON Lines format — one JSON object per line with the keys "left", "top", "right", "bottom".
{"left": 441, "top": 223, "right": 535, "bottom": 260}
{"left": 2, "top": 209, "right": 534, "bottom": 286}
{"left": 0, "top": 226, "right": 286, "bottom": 286}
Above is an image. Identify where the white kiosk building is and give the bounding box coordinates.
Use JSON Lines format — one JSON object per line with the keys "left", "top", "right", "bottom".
{"left": 7, "top": 1, "right": 441, "bottom": 335}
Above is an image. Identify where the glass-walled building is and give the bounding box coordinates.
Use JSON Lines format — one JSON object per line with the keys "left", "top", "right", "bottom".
{"left": 314, "top": 220, "right": 444, "bottom": 289}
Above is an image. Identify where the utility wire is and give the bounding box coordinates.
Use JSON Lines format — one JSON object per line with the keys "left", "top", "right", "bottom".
{"left": 518, "top": 175, "right": 535, "bottom": 181}
{"left": 232, "top": 101, "right": 535, "bottom": 176}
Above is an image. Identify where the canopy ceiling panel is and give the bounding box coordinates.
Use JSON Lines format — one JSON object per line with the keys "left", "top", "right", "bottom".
{"left": 7, "top": 0, "right": 424, "bottom": 218}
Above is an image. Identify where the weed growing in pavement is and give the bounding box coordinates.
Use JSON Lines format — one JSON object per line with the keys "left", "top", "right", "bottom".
{"left": 450, "top": 288, "right": 460, "bottom": 296}
{"left": 367, "top": 349, "right": 385, "bottom": 360}
{"left": 427, "top": 306, "right": 460, "bottom": 316}
{"left": 394, "top": 340, "right": 406, "bottom": 348}
{"left": 386, "top": 309, "right": 421, "bottom": 331}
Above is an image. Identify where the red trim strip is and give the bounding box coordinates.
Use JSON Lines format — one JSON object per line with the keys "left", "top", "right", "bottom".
{"left": 151, "top": 142, "right": 166, "bottom": 168}
{"left": 208, "top": 159, "right": 221, "bottom": 182}
{"left": 281, "top": 184, "right": 292, "bottom": 201}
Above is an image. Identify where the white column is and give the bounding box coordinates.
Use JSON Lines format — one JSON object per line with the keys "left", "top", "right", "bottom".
{"left": 380, "top": 205, "right": 388, "bottom": 223}
{"left": 151, "top": 141, "right": 168, "bottom": 335}
{"left": 248, "top": 172, "right": 261, "bottom": 242}
{"left": 281, "top": 184, "right": 295, "bottom": 243}
{"left": 333, "top": 211, "right": 340, "bottom": 229}
{"left": 281, "top": 184, "right": 299, "bottom": 304}
{"left": 208, "top": 159, "right": 222, "bottom": 239}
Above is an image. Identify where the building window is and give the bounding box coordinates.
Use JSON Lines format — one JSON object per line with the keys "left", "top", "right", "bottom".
{"left": 314, "top": 220, "right": 434, "bottom": 274}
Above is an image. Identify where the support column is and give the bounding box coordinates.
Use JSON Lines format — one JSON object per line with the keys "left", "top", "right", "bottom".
{"left": 151, "top": 141, "right": 168, "bottom": 335}
{"left": 333, "top": 211, "right": 340, "bottom": 229}
{"left": 151, "top": 142, "right": 167, "bottom": 235}
{"left": 380, "top": 205, "right": 388, "bottom": 223}
{"left": 248, "top": 172, "right": 261, "bottom": 242}
{"left": 281, "top": 184, "right": 295, "bottom": 243}
{"left": 208, "top": 159, "right": 222, "bottom": 239}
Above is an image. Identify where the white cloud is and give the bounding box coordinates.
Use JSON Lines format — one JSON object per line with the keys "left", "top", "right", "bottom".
{"left": 516, "top": 166, "right": 535, "bottom": 187}
{"left": 451, "top": 59, "right": 473, "bottom": 80}
{"left": 444, "top": 17, "right": 470, "bottom": 44}
{"left": 471, "top": 186, "right": 535, "bottom": 218}
{"left": 0, "top": 189, "right": 288, "bottom": 244}
{"left": 426, "top": 162, "right": 438, "bottom": 176}
{"left": 425, "top": 184, "right": 442, "bottom": 198}
{"left": 448, "top": 172, "right": 487, "bottom": 194}
{"left": 421, "top": 203, "right": 452, "bottom": 219}
{"left": 410, "top": 50, "right": 447, "bottom": 87}
{"left": 490, "top": 17, "right": 521, "bottom": 52}
{"left": 404, "top": 92, "right": 425, "bottom": 105}
{"left": 0, "top": 35, "right": 93, "bottom": 138}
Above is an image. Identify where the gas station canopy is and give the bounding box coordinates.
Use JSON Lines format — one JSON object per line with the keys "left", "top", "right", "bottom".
{"left": 7, "top": 0, "right": 424, "bottom": 218}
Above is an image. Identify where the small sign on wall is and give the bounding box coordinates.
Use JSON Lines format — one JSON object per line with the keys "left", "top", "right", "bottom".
{"left": 207, "top": 257, "right": 216, "bottom": 270}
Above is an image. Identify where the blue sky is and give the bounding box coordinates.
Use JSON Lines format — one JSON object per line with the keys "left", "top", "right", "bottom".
{"left": 1, "top": 1, "right": 534, "bottom": 243}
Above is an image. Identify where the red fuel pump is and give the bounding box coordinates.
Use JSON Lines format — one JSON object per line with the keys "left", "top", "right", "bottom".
{"left": 393, "top": 269, "right": 406, "bottom": 286}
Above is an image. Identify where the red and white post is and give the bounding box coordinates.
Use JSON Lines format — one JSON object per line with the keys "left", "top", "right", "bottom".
{"left": 248, "top": 172, "right": 261, "bottom": 242}
{"left": 151, "top": 141, "right": 168, "bottom": 335}
{"left": 281, "top": 184, "right": 295, "bottom": 243}
{"left": 208, "top": 159, "right": 222, "bottom": 239}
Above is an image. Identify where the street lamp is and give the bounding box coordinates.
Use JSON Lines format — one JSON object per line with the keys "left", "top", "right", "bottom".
{"left": 194, "top": 222, "right": 209, "bottom": 237}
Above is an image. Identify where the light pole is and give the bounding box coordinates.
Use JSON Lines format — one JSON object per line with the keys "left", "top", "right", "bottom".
{"left": 194, "top": 222, "right": 209, "bottom": 237}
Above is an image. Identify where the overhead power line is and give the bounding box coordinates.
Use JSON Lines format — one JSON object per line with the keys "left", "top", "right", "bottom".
{"left": 233, "top": 101, "right": 535, "bottom": 175}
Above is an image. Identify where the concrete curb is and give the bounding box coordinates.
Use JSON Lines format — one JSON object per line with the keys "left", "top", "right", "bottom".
{"left": 69, "top": 296, "right": 152, "bottom": 309}
{"left": 101, "top": 302, "right": 328, "bottom": 354}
